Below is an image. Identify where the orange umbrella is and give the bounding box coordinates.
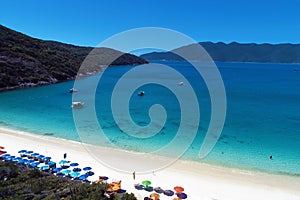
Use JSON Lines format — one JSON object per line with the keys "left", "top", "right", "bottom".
{"left": 173, "top": 198, "right": 182, "bottom": 200}
{"left": 150, "top": 193, "right": 160, "bottom": 200}
{"left": 174, "top": 186, "right": 184, "bottom": 193}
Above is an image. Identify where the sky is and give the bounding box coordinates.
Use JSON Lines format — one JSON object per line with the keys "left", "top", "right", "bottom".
{"left": 1, "top": 0, "right": 300, "bottom": 47}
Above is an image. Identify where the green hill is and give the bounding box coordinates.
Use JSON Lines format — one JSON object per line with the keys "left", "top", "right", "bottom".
{"left": 140, "top": 42, "right": 300, "bottom": 63}
{"left": 0, "top": 25, "right": 148, "bottom": 90}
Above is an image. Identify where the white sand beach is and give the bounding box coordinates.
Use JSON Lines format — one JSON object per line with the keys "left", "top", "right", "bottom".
{"left": 1, "top": 127, "right": 300, "bottom": 200}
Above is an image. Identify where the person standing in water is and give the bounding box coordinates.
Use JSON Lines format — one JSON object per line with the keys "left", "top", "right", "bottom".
{"left": 133, "top": 171, "right": 136, "bottom": 180}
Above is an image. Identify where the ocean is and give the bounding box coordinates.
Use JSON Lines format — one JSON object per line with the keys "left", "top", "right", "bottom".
{"left": 0, "top": 61, "right": 299, "bottom": 175}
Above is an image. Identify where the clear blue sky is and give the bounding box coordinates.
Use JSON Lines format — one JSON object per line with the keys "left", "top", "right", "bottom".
{"left": 1, "top": 0, "right": 300, "bottom": 47}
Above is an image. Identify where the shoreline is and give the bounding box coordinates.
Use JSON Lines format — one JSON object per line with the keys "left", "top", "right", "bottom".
{"left": 2, "top": 125, "right": 299, "bottom": 178}
{"left": 1, "top": 127, "right": 300, "bottom": 200}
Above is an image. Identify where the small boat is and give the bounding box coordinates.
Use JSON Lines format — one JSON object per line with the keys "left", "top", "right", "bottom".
{"left": 69, "top": 88, "right": 78, "bottom": 93}
{"left": 138, "top": 91, "right": 145, "bottom": 96}
{"left": 71, "top": 101, "right": 84, "bottom": 108}
{"left": 178, "top": 81, "right": 184, "bottom": 86}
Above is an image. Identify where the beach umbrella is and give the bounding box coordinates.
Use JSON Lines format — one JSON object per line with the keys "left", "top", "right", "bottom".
{"left": 134, "top": 184, "right": 144, "bottom": 190}
{"left": 73, "top": 167, "right": 81, "bottom": 172}
{"left": 78, "top": 174, "right": 88, "bottom": 180}
{"left": 164, "top": 190, "right": 174, "bottom": 196}
{"left": 142, "top": 180, "right": 152, "bottom": 187}
{"left": 86, "top": 171, "right": 94, "bottom": 176}
{"left": 7, "top": 156, "right": 16, "bottom": 161}
{"left": 59, "top": 160, "right": 68, "bottom": 165}
{"left": 37, "top": 155, "right": 45, "bottom": 159}
{"left": 61, "top": 169, "right": 71, "bottom": 175}
{"left": 69, "top": 172, "right": 80, "bottom": 178}
{"left": 177, "top": 193, "right": 187, "bottom": 199}
{"left": 0, "top": 146, "right": 4, "bottom": 149}
{"left": 52, "top": 167, "right": 62, "bottom": 173}
{"left": 83, "top": 167, "right": 92, "bottom": 171}
{"left": 99, "top": 176, "right": 108, "bottom": 180}
{"left": 43, "top": 156, "right": 51, "bottom": 161}
{"left": 0, "top": 154, "right": 10, "bottom": 159}
{"left": 3, "top": 156, "right": 13, "bottom": 161}
{"left": 25, "top": 150, "right": 33, "bottom": 155}
{"left": 29, "top": 161, "right": 40, "bottom": 168}
{"left": 150, "top": 193, "right": 160, "bottom": 200}
{"left": 154, "top": 187, "right": 164, "bottom": 194}
{"left": 70, "top": 162, "right": 79, "bottom": 167}
{"left": 47, "top": 161, "right": 56, "bottom": 168}
{"left": 18, "top": 150, "right": 27, "bottom": 154}
{"left": 174, "top": 186, "right": 184, "bottom": 193}
{"left": 12, "top": 157, "right": 21, "bottom": 162}
{"left": 39, "top": 165, "right": 50, "bottom": 171}
{"left": 145, "top": 186, "right": 154, "bottom": 192}
{"left": 23, "top": 159, "right": 32, "bottom": 165}
{"left": 31, "top": 153, "right": 39, "bottom": 157}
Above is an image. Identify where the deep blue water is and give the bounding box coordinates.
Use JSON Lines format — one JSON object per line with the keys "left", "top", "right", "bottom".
{"left": 0, "top": 61, "right": 300, "bottom": 175}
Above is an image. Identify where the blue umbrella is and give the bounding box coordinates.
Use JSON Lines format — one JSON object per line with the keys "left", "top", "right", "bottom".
{"left": 83, "top": 167, "right": 92, "bottom": 171}
{"left": 99, "top": 176, "right": 109, "bottom": 180}
{"left": 177, "top": 193, "right": 187, "bottom": 199}
{"left": 4, "top": 156, "right": 13, "bottom": 161}
{"left": 25, "top": 151, "right": 33, "bottom": 155}
{"left": 163, "top": 190, "right": 174, "bottom": 196}
{"left": 59, "top": 160, "right": 68, "bottom": 165}
{"left": 29, "top": 161, "right": 40, "bottom": 168}
{"left": 18, "top": 150, "right": 27, "bottom": 154}
{"left": 70, "top": 162, "right": 79, "bottom": 167}
{"left": 39, "top": 165, "right": 50, "bottom": 171}
{"left": 69, "top": 172, "right": 80, "bottom": 178}
{"left": 27, "top": 159, "right": 35, "bottom": 163}
{"left": 18, "top": 159, "right": 25, "bottom": 164}
{"left": 37, "top": 155, "right": 45, "bottom": 159}
{"left": 78, "top": 174, "right": 88, "bottom": 180}
{"left": 43, "top": 156, "right": 51, "bottom": 161}
{"left": 48, "top": 161, "right": 56, "bottom": 168}
{"left": 61, "top": 169, "right": 71, "bottom": 175}
{"left": 86, "top": 171, "right": 94, "bottom": 176}
{"left": 73, "top": 167, "right": 81, "bottom": 172}
{"left": 23, "top": 159, "right": 31, "bottom": 164}
{"left": 52, "top": 167, "right": 62, "bottom": 173}
{"left": 12, "top": 157, "right": 21, "bottom": 162}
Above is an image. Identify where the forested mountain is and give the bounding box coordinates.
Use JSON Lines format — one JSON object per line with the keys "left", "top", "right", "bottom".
{"left": 140, "top": 42, "right": 300, "bottom": 63}
{"left": 0, "top": 25, "right": 148, "bottom": 90}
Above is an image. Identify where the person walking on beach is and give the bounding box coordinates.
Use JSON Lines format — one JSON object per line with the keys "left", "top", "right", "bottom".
{"left": 133, "top": 171, "right": 136, "bottom": 180}
{"left": 64, "top": 153, "right": 67, "bottom": 159}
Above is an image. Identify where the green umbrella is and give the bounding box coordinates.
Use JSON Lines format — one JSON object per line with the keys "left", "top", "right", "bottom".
{"left": 142, "top": 180, "right": 152, "bottom": 187}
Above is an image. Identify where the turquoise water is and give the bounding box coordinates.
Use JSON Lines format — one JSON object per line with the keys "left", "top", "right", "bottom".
{"left": 0, "top": 61, "right": 300, "bottom": 175}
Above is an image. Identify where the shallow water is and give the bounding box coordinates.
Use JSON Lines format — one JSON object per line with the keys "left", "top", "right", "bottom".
{"left": 0, "top": 61, "right": 299, "bottom": 175}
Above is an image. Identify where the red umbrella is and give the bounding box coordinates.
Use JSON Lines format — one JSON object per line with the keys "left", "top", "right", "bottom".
{"left": 174, "top": 186, "right": 184, "bottom": 193}
{"left": 0, "top": 146, "right": 5, "bottom": 149}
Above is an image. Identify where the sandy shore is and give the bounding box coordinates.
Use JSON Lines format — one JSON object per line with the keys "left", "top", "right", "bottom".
{"left": 1, "top": 127, "right": 300, "bottom": 200}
